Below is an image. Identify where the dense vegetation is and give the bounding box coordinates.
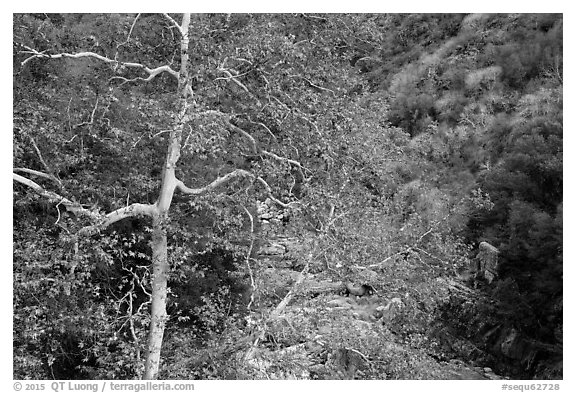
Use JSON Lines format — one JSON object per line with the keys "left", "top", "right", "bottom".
{"left": 13, "top": 13, "right": 562, "bottom": 380}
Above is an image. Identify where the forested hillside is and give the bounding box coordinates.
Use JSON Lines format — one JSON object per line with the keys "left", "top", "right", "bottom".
{"left": 13, "top": 13, "right": 562, "bottom": 380}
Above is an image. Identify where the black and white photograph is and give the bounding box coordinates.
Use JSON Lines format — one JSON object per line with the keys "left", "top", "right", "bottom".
{"left": 11, "top": 10, "right": 564, "bottom": 384}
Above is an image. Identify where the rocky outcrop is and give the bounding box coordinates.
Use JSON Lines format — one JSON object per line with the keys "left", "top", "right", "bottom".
{"left": 258, "top": 242, "right": 287, "bottom": 256}
{"left": 258, "top": 237, "right": 303, "bottom": 257}
{"left": 257, "top": 198, "right": 290, "bottom": 225}
{"left": 494, "top": 327, "right": 562, "bottom": 375}
{"left": 470, "top": 241, "right": 500, "bottom": 284}
{"left": 326, "top": 295, "right": 404, "bottom": 323}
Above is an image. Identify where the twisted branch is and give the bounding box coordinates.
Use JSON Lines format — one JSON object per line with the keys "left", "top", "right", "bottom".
{"left": 176, "top": 169, "right": 252, "bottom": 195}
{"left": 78, "top": 203, "right": 156, "bottom": 236}
{"left": 195, "top": 109, "right": 308, "bottom": 172}
{"left": 114, "top": 13, "right": 141, "bottom": 63}
{"left": 14, "top": 173, "right": 156, "bottom": 235}
{"left": 176, "top": 169, "right": 298, "bottom": 208}
{"left": 21, "top": 46, "right": 179, "bottom": 82}
{"left": 13, "top": 173, "right": 99, "bottom": 220}
{"left": 162, "top": 13, "right": 184, "bottom": 35}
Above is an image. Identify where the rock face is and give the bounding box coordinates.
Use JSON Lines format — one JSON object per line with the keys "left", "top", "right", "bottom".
{"left": 326, "top": 295, "right": 404, "bottom": 323}
{"left": 257, "top": 198, "right": 290, "bottom": 225}
{"left": 259, "top": 242, "right": 287, "bottom": 256}
{"left": 257, "top": 237, "right": 303, "bottom": 258}
{"left": 470, "top": 241, "right": 500, "bottom": 284}
{"left": 494, "top": 327, "right": 561, "bottom": 374}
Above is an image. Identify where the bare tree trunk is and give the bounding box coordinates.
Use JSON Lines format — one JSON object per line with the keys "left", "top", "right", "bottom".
{"left": 142, "top": 13, "right": 191, "bottom": 379}
{"left": 143, "top": 214, "right": 169, "bottom": 379}
{"left": 142, "top": 166, "right": 178, "bottom": 380}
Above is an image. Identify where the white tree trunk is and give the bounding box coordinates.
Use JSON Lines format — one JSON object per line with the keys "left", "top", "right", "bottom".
{"left": 143, "top": 13, "right": 191, "bottom": 380}
{"left": 143, "top": 215, "right": 170, "bottom": 379}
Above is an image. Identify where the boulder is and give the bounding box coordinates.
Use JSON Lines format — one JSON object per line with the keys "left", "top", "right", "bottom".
{"left": 472, "top": 241, "right": 500, "bottom": 284}
{"left": 258, "top": 242, "right": 287, "bottom": 256}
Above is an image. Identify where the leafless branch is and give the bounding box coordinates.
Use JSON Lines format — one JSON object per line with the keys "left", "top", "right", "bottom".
{"left": 299, "top": 113, "right": 321, "bottom": 135}
{"left": 199, "top": 110, "right": 308, "bottom": 172}
{"left": 365, "top": 216, "right": 450, "bottom": 269}
{"left": 114, "top": 13, "right": 141, "bottom": 63}
{"left": 271, "top": 94, "right": 322, "bottom": 136}
{"left": 66, "top": 97, "right": 73, "bottom": 132}
{"left": 554, "top": 55, "right": 563, "bottom": 83}
{"left": 214, "top": 69, "right": 252, "bottom": 81}
{"left": 78, "top": 203, "right": 156, "bottom": 236}
{"left": 176, "top": 167, "right": 298, "bottom": 210}
{"left": 216, "top": 68, "right": 251, "bottom": 94}
{"left": 54, "top": 200, "right": 63, "bottom": 225}
{"left": 64, "top": 135, "right": 78, "bottom": 144}
{"left": 346, "top": 347, "right": 371, "bottom": 363}
{"left": 176, "top": 169, "right": 252, "bottom": 196}
{"left": 73, "top": 97, "right": 99, "bottom": 128}
{"left": 14, "top": 172, "right": 157, "bottom": 237}
{"left": 109, "top": 64, "right": 178, "bottom": 85}
{"left": 13, "top": 167, "right": 54, "bottom": 181}
{"left": 364, "top": 250, "right": 406, "bottom": 269}
{"left": 261, "top": 150, "right": 307, "bottom": 172}
{"left": 413, "top": 246, "right": 447, "bottom": 265}
{"left": 127, "top": 290, "right": 142, "bottom": 374}
{"left": 290, "top": 74, "right": 335, "bottom": 96}
{"left": 13, "top": 173, "right": 98, "bottom": 219}
{"left": 151, "top": 129, "right": 172, "bottom": 139}
{"left": 131, "top": 135, "right": 145, "bottom": 149}
{"left": 255, "top": 177, "right": 299, "bottom": 208}
{"left": 300, "top": 13, "right": 328, "bottom": 21}
{"left": 416, "top": 226, "right": 435, "bottom": 244}
{"left": 124, "top": 267, "right": 152, "bottom": 299}
{"left": 460, "top": 117, "right": 476, "bottom": 129}
{"left": 232, "top": 57, "right": 253, "bottom": 66}
{"left": 248, "top": 119, "right": 276, "bottom": 140}
{"left": 28, "top": 136, "right": 62, "bottom": 188}
{"left": 229, "top": 122, "right": 258, "bottom": 154}
{"left": 245, "top": 263, "right": 310, "bottom": 361}
{"left": 162, "top": 13, "right": 183, "bottom": 35}
{"left": 324, "top": 208, "right": 349, "bottom": 232}
{"left": 240, "top": 205, "right": 257, "bottom": 311}
{"left": 21, "top": 47, "right": 179, "bottom": 81}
